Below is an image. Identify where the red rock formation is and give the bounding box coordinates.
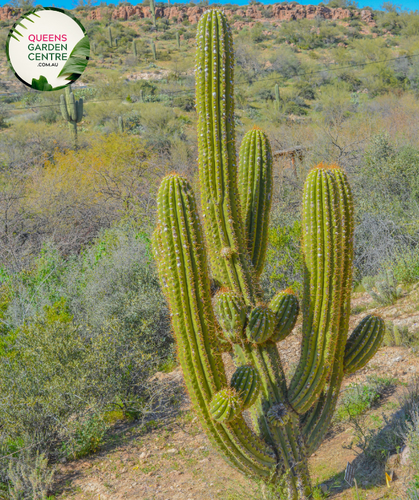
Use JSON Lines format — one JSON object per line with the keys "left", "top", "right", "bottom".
{"left": 0, "top": 7, "right": 21, "bottom": 20}
{"left": 0, "top": 3, "right": 374, "bottom": 26}
{"left": 360, "top": 9, "right": 376, "bottom": 26}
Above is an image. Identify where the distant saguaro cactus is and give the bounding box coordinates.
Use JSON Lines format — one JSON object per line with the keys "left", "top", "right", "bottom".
{"left": 151, "top": 40, "right": 157, "bottom": 60}
{"left": 274, "top": 83, "right": 280, "bottom": 109}
{"left": 176, "top": 31, "right": 180, "bottom": 49}
{"left": 118, "top": 116, "right": 124, "bottom": 133}
{"left": 133, "top": 40, "right": 137, "bottom": 58}
{"left": 60, "top": 86, "right": 83, "bottom": 148}
{"left": 150, "top": 0, "right": 156, "bottom": 27}
{"left": 108, "top": 26, "right": 112, "bottom": 47}
{"left": 152, "top": 10, "right": 385, "bottom": 499}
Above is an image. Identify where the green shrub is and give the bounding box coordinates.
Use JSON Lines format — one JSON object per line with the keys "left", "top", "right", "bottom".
{"left": 384, "top": 321, "right": 416, "bottom": 347}
{"left": 64, "top": 414, "right": 108, "bottom": 459}
{"left": 262, "top": 218, "right": 303, "bottom": 297}
{"left": 390, "top": 248, "right": 419, "bottom": 285}
{"left": 362, "top": 269, "right": 403, "bottom": 306}
{"left": 0, "top": 222, "right": 174, "bottom": 474}
{"left": 335, "top": 375, "right": 396, "bottom": 423}
{"left": 8, "top": 452, "right": 54, "bottom": 500}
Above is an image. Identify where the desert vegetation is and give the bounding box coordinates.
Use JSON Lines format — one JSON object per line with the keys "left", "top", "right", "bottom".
{"left": 0, "top": 0, "right": 419, "bottom": 498}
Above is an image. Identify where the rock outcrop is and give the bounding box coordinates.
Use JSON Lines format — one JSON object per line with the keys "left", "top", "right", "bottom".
{"left": 0, "top": 3, "right": 375, "bottom": 26}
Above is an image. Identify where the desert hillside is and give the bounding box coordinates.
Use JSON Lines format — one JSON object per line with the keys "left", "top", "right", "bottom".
{"left": 0, "top": 2, "right": 419, "bottom": 499}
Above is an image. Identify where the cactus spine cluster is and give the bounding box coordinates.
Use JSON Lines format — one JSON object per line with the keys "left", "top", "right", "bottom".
{"left": 152, "top": 10, "right": 384, "bottom": 499}
{"left": 60, "top": 86, "right": 83, "bottom": 148}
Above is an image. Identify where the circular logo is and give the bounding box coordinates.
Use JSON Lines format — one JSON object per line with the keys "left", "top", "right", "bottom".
{"left": 6, "top": 7, "right": 90, "bottom": 91}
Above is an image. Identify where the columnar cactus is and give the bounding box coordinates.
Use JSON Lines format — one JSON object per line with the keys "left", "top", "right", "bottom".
{"left": 108, "top": 26, "right": 112, "bottom": 47}
{"left": 274, "top": 83, "right": 281, "bottom": 109}
{"left": 152, "top": 10, "right": 384, "bottom": 499}
{"left": 118, "top": 116, "right": 124, "bottom": 133}
{"left": 151, "top": 40, "right": 157, "bottom": 60}
{"left": 60, "top": 86, "right": 83, "bottom": 148}
{"left": 133, "top": 40, "right": 137, "bottom": 58}
{"left": 176, "top": 31, "right": 181, "bottom": 49}
{"left": 150, "top": 0, "right": 156, "bottom": 27}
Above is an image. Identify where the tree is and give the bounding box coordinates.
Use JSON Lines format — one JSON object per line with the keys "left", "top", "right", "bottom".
{"left": 381, "top": 1, "right": 402, "bottom": 13}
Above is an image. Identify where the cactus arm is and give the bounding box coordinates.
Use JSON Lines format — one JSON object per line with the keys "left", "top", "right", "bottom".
{"left": 67, "top": 87, "right": 77, "bottom": 122}
{"left": 238, "top": 127, "right": 273, "bottom": 277}
{"left": 289, "top": 166, "right": 354, "bottom": 414}
{"left": 343, "top": 315, "right": 385, "bottom": 375}
{"left": 155, "top": 174, "right": 276, "bottom": 476}
{"left": 196, "top": 10, "right": 255, "bottom": 303}
{"left": 269, "top": 290, "right": 299, "bottom": 342}
{"left": 301, "top": 364, "right": 342, "bottom": 456}
{"left": 303, "top": 319, "right": 384, "bottom": 454}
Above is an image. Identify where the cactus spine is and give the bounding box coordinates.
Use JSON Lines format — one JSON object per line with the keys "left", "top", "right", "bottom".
{"left": 153, "top": 10, "right": 384, "bottom": 499}
{"left": 60, "top": 86, "right": 83, "bottom": 148}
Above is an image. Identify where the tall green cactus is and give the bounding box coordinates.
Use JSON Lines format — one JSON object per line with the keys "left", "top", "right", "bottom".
{"left": 60, "top": 86, "right": 83, "bottom": 148}
{"left": 133, "top": 40, "right": 137, "bottom": 58}
{"left": 176, "top": 31, "right": 181, "bottom": 49}
{"left": 118, "top": 116, "right": 124, "bottom": 133}
{"left": 150, "top": 0, "right": 156, "bottom": 27}
{"left": 152, "top": 10, "right": 384, "bottom": 499}
{"left": 108, "top": 26, "right": 112, "bottom": 47}
{"left": 151, "top": 40, "right": 157, "bottom": 61}
{"left": 274, "top": 83, "right": 280, "bottom": 109}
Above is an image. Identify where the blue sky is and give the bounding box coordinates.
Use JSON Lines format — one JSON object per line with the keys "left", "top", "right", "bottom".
{"left": 1, "top": 0, "right": 417, "bottom": 13}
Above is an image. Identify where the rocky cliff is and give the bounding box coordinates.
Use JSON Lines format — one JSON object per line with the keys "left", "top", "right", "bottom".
{"left": 0, "top": 3, "right": 375, "bottom": 26}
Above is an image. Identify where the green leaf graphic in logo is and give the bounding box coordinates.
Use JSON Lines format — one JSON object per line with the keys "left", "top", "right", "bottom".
{"left": 32, "top": 75, "right": 53, "bottom": 91}
{"left": 58, "top": 35, "right": 90, "bottom": 81}
{"left": 8, "top": 11, "right": 40, "bottom": 41}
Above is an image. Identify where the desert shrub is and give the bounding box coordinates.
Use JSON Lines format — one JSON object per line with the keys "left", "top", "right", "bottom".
{"left": 250, "top": 22, "right": 264, "bottom": 43}
{"left": 390, "top": 248, "right": 419, "bottom": 285}
{"left": 362, "top": 269, "right": 403, "bottom": 306}
{"left": 137, "top": 103, "right": 188, "bottom": 152}
{"left": 172, "top": 95, "right": 195, "bottom": 111}
{"left": 5, "top": 222, "right": 171, "bottom": 357}
{"left": 0, "top": 103, "right": 9, "bottom": 129}
{"left": 0, "top": 221, "right": 173, "bottom": 471}
{"left": 262, "top": 218, "right": 303, "bottom": 297}
{"left": 383, "top": 321, "right": 417, "bottom": 347}
{"left": 335, "top": 376, "right": 396, "bottom": 423}
{"left": 346, "top": 378, "right": 419, "bottom": 467}
{"left": 267, "top": 46, "right": 301, "bottom": 79}
{"left": 8, "top": 452, "right": 54, "bottom": 500}
{"left": 352, "top": 133, "right": 419, "bottom": 278}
